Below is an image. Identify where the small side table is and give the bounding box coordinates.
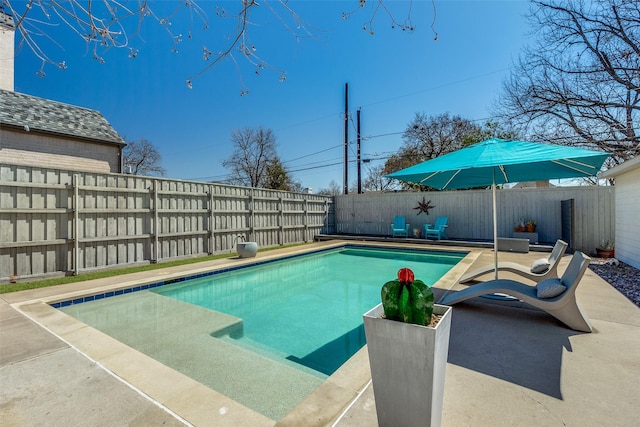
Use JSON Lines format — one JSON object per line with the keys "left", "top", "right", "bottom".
{"left": 513, "top": 231, "right": 538, "bottom": 244}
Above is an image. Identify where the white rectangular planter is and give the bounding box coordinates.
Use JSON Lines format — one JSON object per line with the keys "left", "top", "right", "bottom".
{"left": 363, "top": 303, "right": 452, "bottom": 427}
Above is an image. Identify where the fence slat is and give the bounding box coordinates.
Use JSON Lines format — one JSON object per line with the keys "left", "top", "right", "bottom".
{"left": 335, "top": 187, "right": 614, "bottom": 254}
{"left": 73, "top": 174, "right": 79, "bottom": 275}
{"left": 1, "top": 164, "right": 334, "bottom": 281}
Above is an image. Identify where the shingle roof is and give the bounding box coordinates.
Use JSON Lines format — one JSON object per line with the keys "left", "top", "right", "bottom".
{"left": 0, "top": 10, "right": 15, "bottom": 29}
{"left": 0, "top": 89, "right": 125, "bottom": 145}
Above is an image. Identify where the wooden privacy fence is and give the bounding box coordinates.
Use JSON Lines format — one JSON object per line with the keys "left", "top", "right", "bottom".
{"left": 334, "top": 186, "right": 615, "bottom": 255}
{"left": 0, "top": 164, "right": 335, "bottom": 281}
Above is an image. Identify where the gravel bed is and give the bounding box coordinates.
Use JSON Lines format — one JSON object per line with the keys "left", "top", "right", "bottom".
{"left": 589, "top": 258, "right": 640, "bottom": 307}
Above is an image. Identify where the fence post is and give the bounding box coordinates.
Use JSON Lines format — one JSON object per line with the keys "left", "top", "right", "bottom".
{"left": 73, "top": 174, "right": 80, "bottom": 275}
{"left": 304, "top": 197, "right": 309, "bottom": 242}
{"left": 279, "top": 195, "right": 284, "bottom": 246}
{"left": 324, "top": 199, "right": 329, "bottom": 234}
{"left": 249, "top": 188, "right": 255, "bottom": 241}
{"left": 209, "top": 185, "right": 215, "bottom": 254}
{"left": 153, "top": 179, "right": 159, "bottom": 263}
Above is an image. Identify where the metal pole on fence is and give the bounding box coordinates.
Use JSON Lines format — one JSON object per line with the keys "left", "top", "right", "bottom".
{"left": 304, "top": 198, "right": 309, "bottom": 242}
{"left": 250, "top": 188, "right": 255, "bottom": 241}
{"left": 279, "top": 196, "right": 284, "bottom": 246}
{"left": 324, "top": 199, "right": 329, "bottom": 234}
{"left": 209, "top": 186, "right": 215, "bottom": 255}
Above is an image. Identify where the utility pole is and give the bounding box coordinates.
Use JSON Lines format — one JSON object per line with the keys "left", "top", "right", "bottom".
{"left": 343, "top": 83, "right": 349, "bottom": 195}
{"left": 357, "top": 107, "right": 362, "bottom": 194}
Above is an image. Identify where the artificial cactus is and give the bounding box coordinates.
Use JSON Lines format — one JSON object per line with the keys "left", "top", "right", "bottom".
{"left": 381, "top": 267, "right": 434, "bottom": 325}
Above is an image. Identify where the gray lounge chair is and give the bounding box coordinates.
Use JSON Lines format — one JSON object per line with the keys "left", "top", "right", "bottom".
{"left": 440, "top": 251, "right": 592, "bottom": 332}
{"left": 459, "top": 240, "right": 568, "bottom": 284}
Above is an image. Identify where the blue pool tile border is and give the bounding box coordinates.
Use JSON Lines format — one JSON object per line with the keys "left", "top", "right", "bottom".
{"left": 50, "top": 244, "right": 467, "bottom": 309}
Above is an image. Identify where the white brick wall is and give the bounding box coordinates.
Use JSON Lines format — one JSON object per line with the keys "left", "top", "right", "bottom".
{"left": 0, "top": 128, "right": 120, "bottom": 173}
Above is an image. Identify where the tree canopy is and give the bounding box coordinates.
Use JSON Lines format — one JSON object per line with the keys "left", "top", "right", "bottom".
{"left": 264, "top": 157, "right": 302, "bottom": 192}
{"left": 123, "top": 138, "right": 166, "bottom": 176}
{"left": 223, "top": 126, "right": 299, "bottom": 190}
{"left": 495, "top": 0, "right": 640, "bottom": 167}
{"left": 223, "top": 126, "right": 277, "bottom": 188}
{"left": 316, "top": 180, "right": 342, "bottom": 196}
{"left": 366, "top": 115, "right": 516, "bottom": 192}
{"left": 381, "top": 113, "right": 478, "bottom": 179}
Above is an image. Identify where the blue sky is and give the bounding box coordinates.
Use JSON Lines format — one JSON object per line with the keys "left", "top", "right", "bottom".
{"left": 13, "top": 0, "right": 532, "bottom": 192}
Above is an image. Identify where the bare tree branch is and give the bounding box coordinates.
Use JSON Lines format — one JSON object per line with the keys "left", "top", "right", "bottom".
{"left": 3, "top": 1, "right": 436, "bottom": 90}
{"left": 495, "top": 0, "right": 640, "bottom": 168}
{"left": 383, "top": 115, "right": 517, "bottom": 190}
{"left": 362, "top": 164, "right": 396, "bottom": 192}
{"left": 223, "top": 126, "right": 278, "bottom": 188}
{"left": 123, "top": 138, "right": 166, "bottom": 176}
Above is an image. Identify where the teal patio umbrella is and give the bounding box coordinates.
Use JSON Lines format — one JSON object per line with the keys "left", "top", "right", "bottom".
{"left": 387, "top": 138, "right": 610, "bottom": 278}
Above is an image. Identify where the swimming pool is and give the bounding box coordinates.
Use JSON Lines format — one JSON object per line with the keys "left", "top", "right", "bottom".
{"left": 58, "top": 244, "right": 465, "bottom": 420}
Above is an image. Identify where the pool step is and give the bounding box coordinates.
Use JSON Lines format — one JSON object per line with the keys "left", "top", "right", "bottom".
{"left": 210, "top": 319, "right": 244, "bottom": 339}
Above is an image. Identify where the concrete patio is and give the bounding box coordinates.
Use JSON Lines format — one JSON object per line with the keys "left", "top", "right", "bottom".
{"left": 1, "top": 240, "right": 639, "bottom": 426}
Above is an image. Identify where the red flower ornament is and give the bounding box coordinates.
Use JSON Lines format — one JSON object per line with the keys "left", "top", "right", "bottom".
{"left": 397, "top": 268, "right": 414, "bottom": 284}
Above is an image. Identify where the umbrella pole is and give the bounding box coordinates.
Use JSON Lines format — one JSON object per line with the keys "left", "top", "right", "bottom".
{"left": 492, "top": 173, "right": 498, "bottom": 280}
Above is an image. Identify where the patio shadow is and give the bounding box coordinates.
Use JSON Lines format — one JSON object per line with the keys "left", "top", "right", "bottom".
{"left": 287, "top": 325, "right": 366, "bottom": 375}
{"left": 435, "top": 289, "right": 581, "bottom": 400}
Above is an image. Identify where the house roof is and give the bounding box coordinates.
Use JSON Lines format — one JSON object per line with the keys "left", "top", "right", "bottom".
{"left": 0, "top": 89, "right": 125, "bottom": 146}
{"left": 600, "top": 155, "right": 640, "bottom": 178}
{"left": 0, "top": 9, "right": 15, "bottom": 29}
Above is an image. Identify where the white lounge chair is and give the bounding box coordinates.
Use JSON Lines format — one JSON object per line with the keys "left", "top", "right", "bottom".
{"left": 440, "top": 251, "right": 592, "bottom": 332}
{"left": 459, "top": 240, "right": 568, "bottom": 284}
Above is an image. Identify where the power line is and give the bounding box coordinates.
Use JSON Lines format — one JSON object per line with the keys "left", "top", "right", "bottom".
{"left": 178, "top": 69, "right": 518, "bottom": 179}
{"left": 364, "top": 130, "right": 404, "bottom": 140}
{"left": 277, "top": 68, "right": 514, "bottom": 138}
{"left": 185, "top": 126, "right": 630, "bottom": 183}
{"left": 273, "top": 68, "right": 515, "bottom": 167}
{"left": 359, "top": 68, "right": 512, "bottom": 109}
{"left": 274, "top": 112, "right": 342, "bottom": 133}
{"left": 282, "top": 144, "right": 343, "bottom": 164}
{"left": 287, "top": 161, "right": 344, "bottom": 173}
{"left": 288, "top": 155, "right": 345, "bottom": 168}
{"left": 185, "top": 173, "right": 230, "bottom": 181}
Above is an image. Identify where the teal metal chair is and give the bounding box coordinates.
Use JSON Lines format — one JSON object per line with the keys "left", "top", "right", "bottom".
{"left": 424, "top": 216, "right": 448, "bottom": 240}
{"left": 391, "top": 216, "right": 410, "bottom": 237}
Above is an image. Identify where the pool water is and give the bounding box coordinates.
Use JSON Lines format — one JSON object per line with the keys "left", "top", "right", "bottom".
{"left": 156, "top": 247, "right": 462, "bottom": 375}
{"left": 59, "top": 245, "right": 464, "bottom": 420}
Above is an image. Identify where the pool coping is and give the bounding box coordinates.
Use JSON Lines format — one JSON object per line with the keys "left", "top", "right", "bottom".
{"left": 7, "top": 240, "right": 480, "bottom": 426}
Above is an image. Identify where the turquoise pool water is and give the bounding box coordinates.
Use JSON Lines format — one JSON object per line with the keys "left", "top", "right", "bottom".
{"left": 156, "top": 247, "right": 463, "bottom": 375}
{"left": 59, "top": 245, "right": 464, "bottom": 420}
